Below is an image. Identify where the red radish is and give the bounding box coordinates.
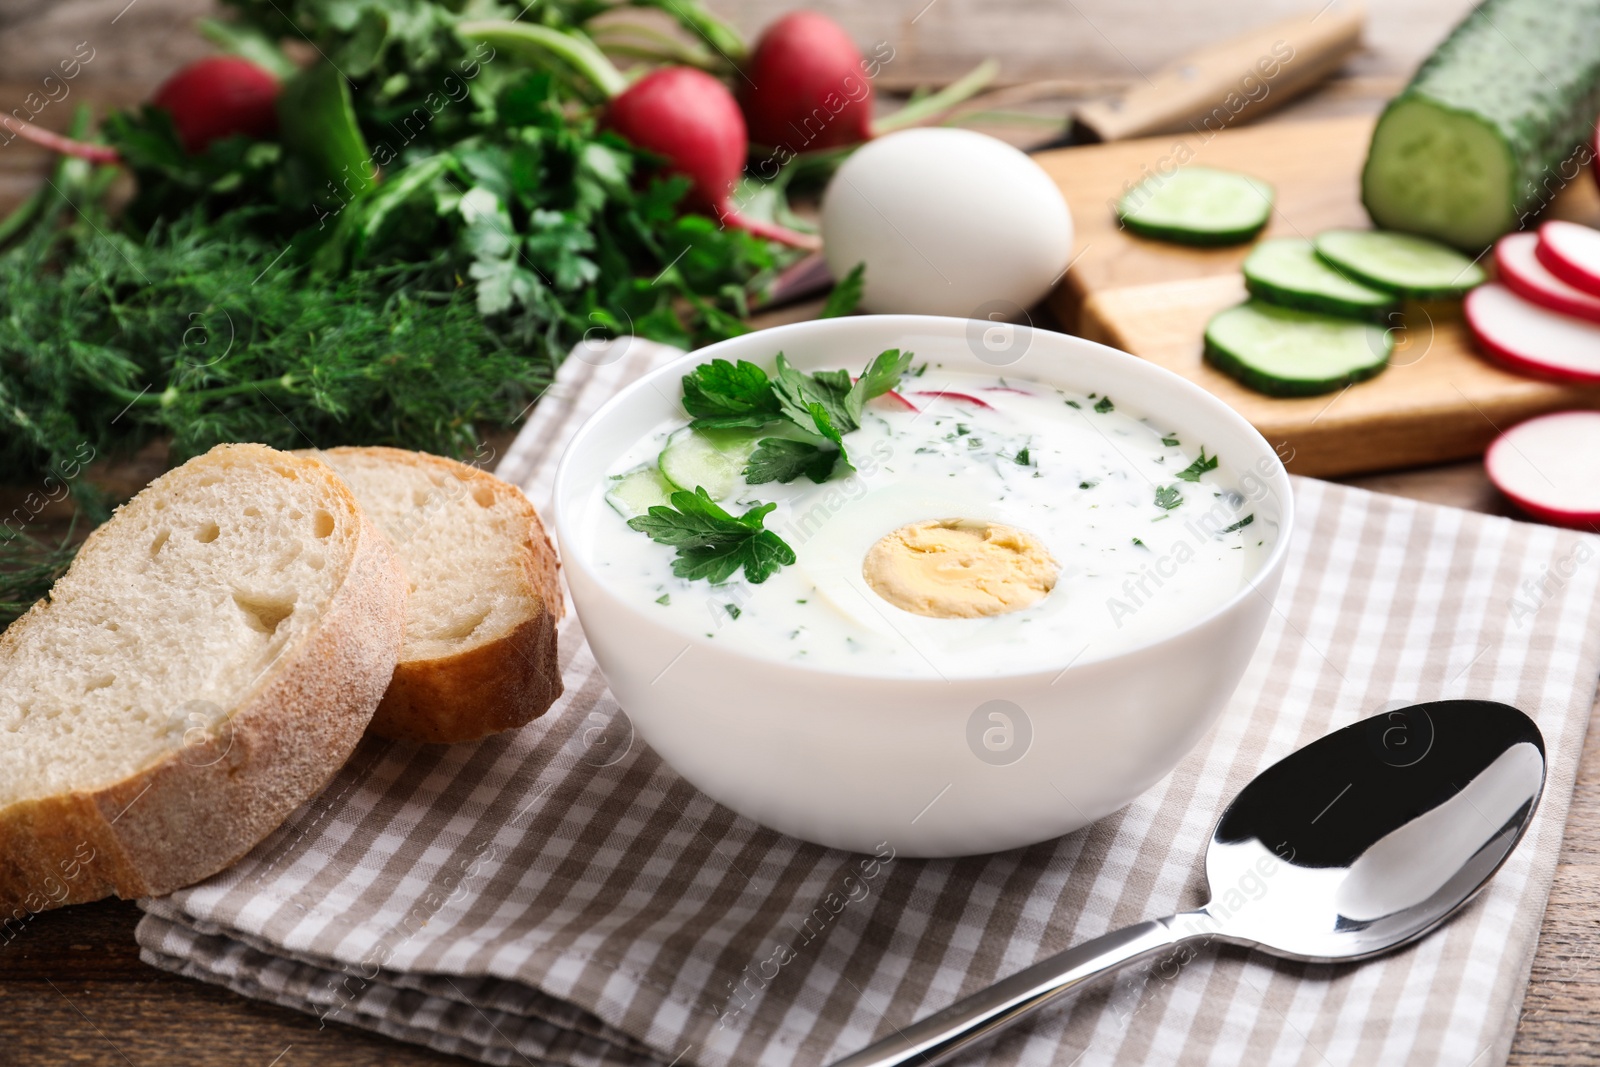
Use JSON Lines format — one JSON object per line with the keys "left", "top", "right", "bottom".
{"left": 1496, "top": 232, "right": 1600, "bottom": 324}
{"left": 911, "top": 389, "right": 995, "bottom": 409}
{"left": 1485, "top": 411, "right": 1600, "bottom": 528}
{"left": 1466, "top": 283, "right": 1600, "bottom": 382}
{"left": 151, "top": 57, "right": 280, "bottom": 154}
{"left": 1534, "top": 220, "right": 1600, "bottom": 298}
{"left": 604, "top": 67, "right": 819, "bottom": 249}
{"left": 738, "top": 11, "right": 874, "bottom": 153}
{"left": 879, "top": 389, "right": 918, "bottom": 412}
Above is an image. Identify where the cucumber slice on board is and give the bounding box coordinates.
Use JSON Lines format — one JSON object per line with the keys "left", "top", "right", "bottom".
{"left": 1361, "top": 0, "right": 1600, "bottom": 250}
{"left": 605, "top": 464, "right": 675, "bottom": 518}
{"left": 1465, "top": 282, "right": 1600, "bottom": 383}
{"left": 658, "top": 426, "right": 765, "bottom": 499}
{"left": 1534, "top": 221, "right": 1600, "bottom": 297}
{"left": 1242, "top": 238, "right": 1398, "bottom": 321}
{"left": 1313, "top": 230, "right": 1485, "bottom": 299}
{"left": 1496, "top": 231, "right": 1600, "bottom": 324}
{"left": 1116, "top": 167, "right": 1274, "bottom": 246}
{"left": 1203, "top": 301, "right": 1392, "bottom": 397}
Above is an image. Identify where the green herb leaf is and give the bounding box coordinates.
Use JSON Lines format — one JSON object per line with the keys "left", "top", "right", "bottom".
{"left": 1015, "top": 446, "right": 1031, "bottom": 466}
{"left": 682, "top": 358, "right": 780, "bottom": 421}
{"left": 1161, "top": 435, "right": 1180, "bottom": 447}
{"left": 1154, "top": 484, "right": 1183, "bottom": 510}
{"left": 1094, "top": 396, "right": 1115, "bottom": 414}
{"left": 1175, "top": 447, "right": 1219, "bottom": 483}
{"left": 773, "top": 353, "right": 856, "bottom": 433}
{"left": 627, "top": 488, "right": 795, "bottom": 584}
{"left": 843, "top": 347, "right": 913, "bottom": 424}
{"left": 1221, "top": 514, "right": 1255, "bottom": 533}
{"left": 744, "top": 437, "right": 838, "bottom": 484}
{"left": 820, "top": 262, "right": 865, "bottom": 318}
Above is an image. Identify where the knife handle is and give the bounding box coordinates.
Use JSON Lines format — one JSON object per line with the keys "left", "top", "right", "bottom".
{"left": 1073, "top": 1, "right": 1364, "bottom": 143}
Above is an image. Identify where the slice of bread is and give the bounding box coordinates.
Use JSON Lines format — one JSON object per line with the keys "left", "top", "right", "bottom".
{"left": 0, "top": 444, "right": 406, "bottom": 913}
{"left": 304, "top": 447, "right": 563, "bottom": 745}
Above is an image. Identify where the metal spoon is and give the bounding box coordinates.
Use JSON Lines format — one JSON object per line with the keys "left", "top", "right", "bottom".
{"left": 829, "top": 699, "right": 1546, "bottom": 1067}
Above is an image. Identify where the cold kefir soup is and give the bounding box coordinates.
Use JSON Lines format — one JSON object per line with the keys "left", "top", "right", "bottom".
{"left": 580, "top": 349, "right": 1274, "bottom": 678}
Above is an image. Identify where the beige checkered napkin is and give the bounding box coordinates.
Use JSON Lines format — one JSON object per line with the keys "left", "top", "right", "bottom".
{"left": 138, "top": 340, "right": 1600, "bottom": 1067}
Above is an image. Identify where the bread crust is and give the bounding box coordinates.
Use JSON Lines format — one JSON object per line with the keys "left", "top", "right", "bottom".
{"left": 0, "top": 445, "right": 407, "bottom": 914}
{"left": 315, "top": 447, "right": 564, "bottom": 745}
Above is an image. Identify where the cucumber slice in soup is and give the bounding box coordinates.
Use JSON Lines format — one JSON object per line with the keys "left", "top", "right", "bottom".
{"left": 658, "top": 426, "right": 767, "bottom": 499}
{"left": 1313, "top": 229, "right": 1485, "bottom": 299}
{"left": 1116, "top": 167, "right": 1274, "bottom": 246}
{"left": 1243, "top": 238, "right": 1398, "bottom": 321}
{"left": 1204, "top": 300, "right": 1393, "bottom": 397}
{"left": 605, "top": 464, "right": 675, "bottom": 518}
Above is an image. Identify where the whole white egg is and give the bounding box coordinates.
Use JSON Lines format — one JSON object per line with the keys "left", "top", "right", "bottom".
{"left": 820, "top": 128, "right": 1074, "bottom": 318}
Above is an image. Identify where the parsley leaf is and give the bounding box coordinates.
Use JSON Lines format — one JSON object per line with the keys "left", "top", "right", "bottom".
{"left": 844, "top": 348, "right": 914, "bottom": 425}
{"left": 1015, "top": 447, "right": 1031, "bottom": 466}
{"left": 627, "top": 488, "right": 796, "bottom": 584}
{"left": 1154, "top": 484, "right": 1183, "bottom": 510}
{"left": 773, "top": 353, "right": 856, "bottom": 432}
{"left": 1161, "top": 435, "right": 1180, "bottom": 447}
{"left": 1094, "top": 396, "right": 1115, "bottom": 414}
{"left": 1175, "top": 447, "right": 1219, "bottom": 483}
{"left": 1221, "top": 514, "right": 1255, "bottom": 533}
{"left": 820, "top": 262, "right": 865, "bottom": 318}
{"left": 745, "top": 437, "right": 839, "bottom": 484}
{"left": 682, "top": 359, "right": 780, "bottom": 421}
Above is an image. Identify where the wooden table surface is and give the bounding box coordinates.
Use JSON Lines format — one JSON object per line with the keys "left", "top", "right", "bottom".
{"left": 6, "top": 2, "right": 1600, "bottom": 1063}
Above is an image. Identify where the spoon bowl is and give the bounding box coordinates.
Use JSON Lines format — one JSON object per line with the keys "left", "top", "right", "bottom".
{"left": 830, "top": 699, "right": 1546, "bottom": 1067}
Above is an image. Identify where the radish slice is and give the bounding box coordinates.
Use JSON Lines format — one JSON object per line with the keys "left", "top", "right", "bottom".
{"left": 910, "top": 390, "right": 994, "bottom": 409}
{"left": 875, "top": 389, "right": 919, "bottom": 412}
{"left": 1535, "top": 221, "right": 1600, "bottom": 297}
{"left": 1496, "top": 232, "right": 1600, "bottom": 324}
{"left": 1465, "top": 283, "right": 1600, "bottom": 383}
{"left": 1485, "top": 411, "right": 1600, "bottom": 528}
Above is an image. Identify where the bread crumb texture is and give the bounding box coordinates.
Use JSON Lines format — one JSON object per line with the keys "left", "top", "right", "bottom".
{"left": 308, "top": 447, "right": 560, "bottom": 661}
{"left": 0, "top": 444, "right": 369, "bottom": 805}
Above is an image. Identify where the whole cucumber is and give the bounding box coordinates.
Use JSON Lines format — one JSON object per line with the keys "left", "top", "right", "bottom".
{"left": 1362, "top": 0, "right": 1600, "bottom": 250}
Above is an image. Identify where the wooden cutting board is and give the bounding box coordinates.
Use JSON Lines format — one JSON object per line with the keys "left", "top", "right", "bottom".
{"left": 1033, "top": 115, "right": 1600, "bottom": 477}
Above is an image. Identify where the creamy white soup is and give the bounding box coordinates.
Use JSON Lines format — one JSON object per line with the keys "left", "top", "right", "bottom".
{"left": 579, "top": 363, "right": 1276, "bottom": 678}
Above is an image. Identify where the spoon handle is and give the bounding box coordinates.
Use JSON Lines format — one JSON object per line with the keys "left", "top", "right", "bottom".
{"left": 825, "top": 911, "right": 1215, "bottom": 1067}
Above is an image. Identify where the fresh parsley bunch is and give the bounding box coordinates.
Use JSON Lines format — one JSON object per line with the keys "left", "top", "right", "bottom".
{"left": 681, "top": 348, "right": 912, "bottom": 484}
{"left": 622, "top": 349, "right": 911, "bottom": 587}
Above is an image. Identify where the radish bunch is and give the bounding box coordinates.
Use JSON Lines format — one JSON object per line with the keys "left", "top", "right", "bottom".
{"left": 1469, "top": 220, "right": 1600, "bottom": 382}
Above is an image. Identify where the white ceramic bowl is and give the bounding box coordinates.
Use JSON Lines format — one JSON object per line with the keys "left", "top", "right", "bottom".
{"left": 553, "top": 316, "right": 1293, "bottom": 857}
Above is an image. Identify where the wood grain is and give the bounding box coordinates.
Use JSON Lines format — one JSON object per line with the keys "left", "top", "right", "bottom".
{"left": 1034, "top": 116, "right": 1600, "bottom": 477}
